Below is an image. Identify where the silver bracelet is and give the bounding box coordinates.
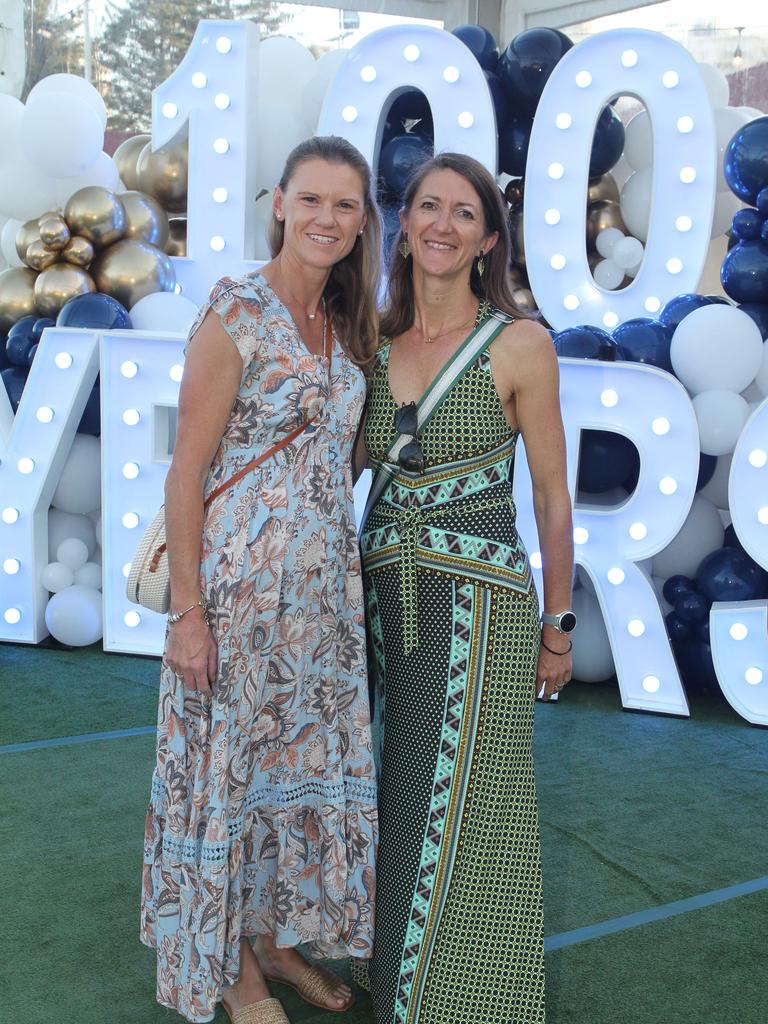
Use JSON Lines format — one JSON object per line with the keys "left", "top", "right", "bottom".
{"left": 167, "top": 600, "right": 207, "bottom": 625}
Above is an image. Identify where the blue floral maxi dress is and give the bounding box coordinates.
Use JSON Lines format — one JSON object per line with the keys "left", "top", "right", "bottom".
{"left": 140, "top": 274, "right": 378, "bottom": 1023}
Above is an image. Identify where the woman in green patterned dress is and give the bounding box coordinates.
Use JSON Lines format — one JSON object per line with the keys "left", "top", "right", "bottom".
{"left": 358, "top": 153, "right": 574, "bottom": 1023}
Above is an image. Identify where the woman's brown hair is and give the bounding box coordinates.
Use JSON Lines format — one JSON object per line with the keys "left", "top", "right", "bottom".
{"left": 267, "top": 135, "right": 382, "bottom": 371}
{"left": 380, "top": 152, "right": 532, "bottom": 339}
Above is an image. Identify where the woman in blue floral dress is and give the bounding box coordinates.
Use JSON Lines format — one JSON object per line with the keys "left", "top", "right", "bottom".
{"left": 140, "top": 137, "right": 381, "bottom": 1024}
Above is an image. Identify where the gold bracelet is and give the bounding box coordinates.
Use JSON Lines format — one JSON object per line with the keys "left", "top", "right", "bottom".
{"left": 168, "top": 600, "right": 207, "bottom": 625}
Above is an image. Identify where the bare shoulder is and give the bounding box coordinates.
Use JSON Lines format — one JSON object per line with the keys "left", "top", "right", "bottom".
{"left": 491, "top": 317, "right": 557, "bottom": 380}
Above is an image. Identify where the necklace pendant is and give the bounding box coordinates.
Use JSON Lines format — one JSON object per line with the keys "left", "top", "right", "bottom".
{"left": 307, "top": 312, "right": 316, "bottom": 320}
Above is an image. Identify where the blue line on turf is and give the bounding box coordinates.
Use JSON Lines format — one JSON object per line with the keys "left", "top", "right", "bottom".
{"left": 545, "top": 875, "right": 768, "bottom": 951}
{"left": 0, "top": 725, "right": 155, "bottom": 753}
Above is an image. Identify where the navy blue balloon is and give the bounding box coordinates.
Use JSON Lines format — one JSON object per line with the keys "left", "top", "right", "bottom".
{"left": 1, "top": 366, "right": 28, "bottom": 413}
{"left": 578, "top": 430, "right": 639, "bottom": 492}
{"left": 497, "top": 28, "right": 572, "bottom": 114}
{"left": 723, "top": 116, "right": 768, "bottom": 205}
{"left": 56, "top": 292, "right": 132, "bottom": 330}
{"left": 7, "top": 315, "right": 37, "bottom": 340}
{"left": 26, "top": 343, "right": 38, "bottom": 368}
{"left": 737, "top": 302, "right": 768, "bottom": 339}
{"left": 452, "top": 25, "right": 499, "bottom": 71}
{"left": 662, "top": 574, "right": 695, "bottom": 605}
{"left": 757, "top": 187, "right": 768, "bottom": 216}
{"left": 6, "top": 331, "right": 36, "bottom": 368}
{"left": 703, "top": 295, "right": 730, "bottom": 305}
{"left": 694, "top": 619, "right": 710, "bottom": 644}
{"left": 674, "top": 590, "right": 710, "bottom": 625}
{"left": 589, "top": 106, "right": 625, "bottom": 177}
{"left": 676, "top": 637, "right": 720, "bottom": 695}
{"left": 612, "top": 317, "right": 673, "bottom": 372}
{"left": 696, "top": 453, "right": 717, "bottom": 491}
{"left": 696, "top": 547, "right": 768, "bottom": 603}
{"left": 731, "top": 207, "right": 764, "bottom": 241}
{"left": 762, "top": 220, "right": 768, "bottom": 244}
{"left": 665, "top": 610, "right": 691, "bottom": 643}
{"left": 498, "top": 114, "right": 533, "bottom": 177}
{"left": 383, "top": 92, "right": 433, "bottom": 146}
{"left": 484, "top": 71, "right": 511, "bottom": 131}
{"left": 379, "top": 133, "right": 432, "bottom": 197}
{"left": 720, "top": 239, "right": 768, "bottom": 304}
{"left": 78, "top": 379, "right": 101, "bottom": 436}
{"left": 553, "top": 325, "right": 620, "bottom": 360}
{"left": 31, "top": 317, "right": 55, "bottom": 342}
{"left": 659, "top": 293, "right": 714, "bottom": 330}
{"left": 0, "top": 335, "right": 9, "bottom": 371}
{"left": 723, "top": 524, "right": 745, "bottom": 551}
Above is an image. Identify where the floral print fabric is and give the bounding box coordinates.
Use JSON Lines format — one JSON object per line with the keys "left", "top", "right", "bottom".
{"left": 140, "top": 274, "right": 378, "bottom": 1022}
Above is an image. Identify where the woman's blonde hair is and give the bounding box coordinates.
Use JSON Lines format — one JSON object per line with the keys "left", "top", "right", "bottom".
{"left": 267, "top": 135, "right": 382, "bottom": 371}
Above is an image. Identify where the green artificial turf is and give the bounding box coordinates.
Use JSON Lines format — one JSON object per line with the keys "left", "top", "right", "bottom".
{"left": 1, "top": 643, "right": 766, "bottom": 1024}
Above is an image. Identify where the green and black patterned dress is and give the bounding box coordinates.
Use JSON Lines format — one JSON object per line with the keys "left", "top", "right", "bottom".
{"left": 359, "top": 310, "right": 546, "bottom": 1024}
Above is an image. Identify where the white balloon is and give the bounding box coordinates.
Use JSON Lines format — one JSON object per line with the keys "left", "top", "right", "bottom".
{"left": 593, "top": 258, "right": 624, "bottom": 290}
{"left": 44, "top": 584, "right": 103, "bottom": 646}
{"left": 129, "top": 291, "right": 199, "bottom": 334}
{"left": 713, "top": 107, "right": 752, "bottom": 191}
{"left": 51, "top": 433, "right": 101, "bottom": 514}
{"left": 258, "top": 37, "right": 316, "bottom": 113}
{"left": 27, "top": 73, "right": 108, "bottom": 130}
{"left": 57, "top": 537, "right": 89, "bottom": 571}
{"left": 652, "top": 495, "right": 724, "bottom": 579}
{"left": 54, "top": 152, "right": 123, "bottom": 207}
{"left": 41, "top": 561, "right": 75, "bottom": 593}
{"left": 252, "top": 200, "right": 274, "bottom": 261}
{"left": 711, "top": 190, "right": 743, "bottom": 239}
{"left": 623, "top": 110, "right": 653, "bottom": 170}
{"left": 738, "top": 106, "right": 765, "bottom": 122}
{"left": 612, "top": 236, "right": 644, "bottom": 271}
{"left": 754, "top": 342, "right": 768, "bottom": 397}
{"left": 671, "top": 305, "right": 763, "bottom": 394}
{"left": 619, "top": 166, "right": 653, "bottom": 242}
{"left": 571, "top": 586, "right": 615, "bottom": 682}
{"left": 0, "top": 218, "right": 24, "bottom": 267}
{"left": 696, "top": 62, "right": 730, "bottom": 109}
{"left": 300, "top": 49, "right": 348, "bottom": 133}
{"left": 0, "top": 149, "right": 60, "bottom": 220}
{"left": 693, "top": 390, "right": 750, "bottom": 456}
{"left": 254, "top": 101, "right": 309, "bottom": 191}
{"left": 21, "top": 91, "right": 103, "bottom": 178}
{"left": 0, "top": 94, "right": 24, "bottom": 143}
{"left": 595, "top": 227, "right": 624, "bottom": 259}
{"left": 699, "top": 453, "right": 733, "bottom": 510}
{"left": 74, "top": 561, "right": 102, "bottom": 589}
{"left": 48, "top": 508, "right": 96, "bottom": 560}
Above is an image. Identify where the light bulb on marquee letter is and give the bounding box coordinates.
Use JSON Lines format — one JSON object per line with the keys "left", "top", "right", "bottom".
{"left": 152, "top": 20, "right": 261, "bottom": 304}
{"left": 318, "top": 24, "right": 497, "bottom": 177}
{"left": 710, "top": 397, "right": 768, "bottom": 726}
{"left": 513, "top": 360, "right": 699, "bottom": 716}
{"left": 524, "top": 29, "right": 715, "bottom": 331}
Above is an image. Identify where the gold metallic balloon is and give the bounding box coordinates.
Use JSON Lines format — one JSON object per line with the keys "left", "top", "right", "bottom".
{"left": 586, "top": 200, "right": 627, "bottom": 249}
{"left": 91, "top": 239, "right": 176, "bottom": 308}
{"left": 512, "top": 287, "right": 537, "bottom": 312}
{"left": 26, "top": 240, "right": 60, "bottom": 271}
{"left": 113, "top": 133, "right": 151, "bottom": 191}
{"left": 64, "top": 187, "right": 126, "bottom": 249}
{"left": 119, "top": 190, "right": 170, "bottom": 249}
{"left": 137, "top": 138, "right": 188, "bottom": 214}
{"left": 505, "top": 178, "right": 525, "bottom": 208}
{"left": 509, "top": 207, "right": 526, "bottom": 268}
{"left": 16, "top": 219, "right": 42, "bottom": 264}
{"left": 587, "top": 173, "right": 620, "bottom": 206}
{"left": 38, "top": 215, "right": 71, "bottom": 251}
{"left": 62, "top": 236, "right": 95, "bottom": 268}
{"left": 0, "top": 267, "right": 38, "bottom": 332}
{"left": 166, "top": 218, "right": 187, "bottom": 257}
{"left": 33, "top": 264, "right": 95, "bottom": 319}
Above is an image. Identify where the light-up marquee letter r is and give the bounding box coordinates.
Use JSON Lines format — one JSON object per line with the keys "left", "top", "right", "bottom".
{"left": 710, "top": 397, "right": 768, "bottom": 725}
{"left": 514, "top": 360, "right": 699, "bottom": 715}
{"left": 153, "top": 19, "right": 260, "bottom": 305}
{"left": 0, "top": 328, "right": 99, "bottom": 643}
{"left": 525, "top": 29, "right": 715, "bottom": 332}
{"left": 318, "top": 24, "right": 497, "bottom": 177}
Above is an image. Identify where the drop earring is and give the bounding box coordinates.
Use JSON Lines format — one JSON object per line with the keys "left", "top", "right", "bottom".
{"left": 399, "top": 234, "right": 411, "bottom": 259}
{"left": 477, "top": 250, "right": 485, "bottom": 277}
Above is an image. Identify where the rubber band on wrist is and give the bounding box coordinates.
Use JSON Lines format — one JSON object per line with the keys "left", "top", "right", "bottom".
{"left": 540, "top": 637, "right": 573, "bottom": 656}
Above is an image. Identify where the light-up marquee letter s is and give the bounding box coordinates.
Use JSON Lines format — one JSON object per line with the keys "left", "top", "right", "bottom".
{"left": 153, "top": 19, "right": 260, "bottom": 305}
{"left": 100, "top": 331, "right": 185, "bottom": 656}
{"left": 524, "top": 29, "right": 715, "bottom": 332}
{"left": 0, "top": 328, "right": 99, "bottom": 643}
{"left": 514, "top": 360, "right": 699, "bottom": 715}
{"left": 318, "top": 25, "right": 497, "bottom": 176}
{"left": 710, "top": 398, "right": 768, "bottom": 725}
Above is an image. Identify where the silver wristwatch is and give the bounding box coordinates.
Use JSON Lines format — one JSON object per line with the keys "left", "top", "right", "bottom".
{"left": 541, "top": 610, "right": 577, "bottom": 634}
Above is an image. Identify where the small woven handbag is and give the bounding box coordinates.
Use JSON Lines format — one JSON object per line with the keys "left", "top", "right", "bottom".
{"left": 126, "top": 317, "right": 331, "bottom": 615}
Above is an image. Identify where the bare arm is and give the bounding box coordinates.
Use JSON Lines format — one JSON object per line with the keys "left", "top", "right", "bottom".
{"left": 162, "top": 309, "right": 243, "bottom": 696}
{"left": 493, "top": 321, "right": 574, "bottom": 699}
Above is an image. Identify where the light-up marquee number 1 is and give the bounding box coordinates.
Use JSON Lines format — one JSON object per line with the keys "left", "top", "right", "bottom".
{"left": 153, "top": 19, "right": 260, "bottom": 305}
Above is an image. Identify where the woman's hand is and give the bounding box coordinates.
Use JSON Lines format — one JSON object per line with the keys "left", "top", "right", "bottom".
{"left": 536, "top": 628, "right": 573, "bottom": 700}
{"left": 164, "top": 608, "right": 218, "bottom": 698}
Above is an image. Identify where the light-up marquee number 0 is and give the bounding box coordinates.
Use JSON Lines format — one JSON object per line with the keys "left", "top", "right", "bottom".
{"left": 153, "top": 19, "right": 261, "bottom": 304}
{"left": 525, "top": 29, "right": 716, "bottom": 332}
